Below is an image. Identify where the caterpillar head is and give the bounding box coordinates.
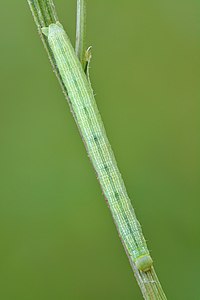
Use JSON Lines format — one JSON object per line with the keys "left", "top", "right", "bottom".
{"left": 135, "top": 255, "right": 153, "bottom": 272}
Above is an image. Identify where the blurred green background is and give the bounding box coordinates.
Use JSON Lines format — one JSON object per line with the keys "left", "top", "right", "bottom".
{"left": 0, "top": 1, "right": 199, "bottom": 299}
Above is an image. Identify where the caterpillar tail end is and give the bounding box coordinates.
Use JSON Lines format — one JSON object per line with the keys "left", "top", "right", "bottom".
{"left": 135, "top": 255, "right": 153, "bottom": 272}
{"left": 42, "top": 22, "right": 64, "bottom": 37}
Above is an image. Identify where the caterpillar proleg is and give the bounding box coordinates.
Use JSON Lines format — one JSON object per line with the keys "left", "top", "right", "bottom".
{"left": 42, "top": 22, "right": 153, "bottom": 272}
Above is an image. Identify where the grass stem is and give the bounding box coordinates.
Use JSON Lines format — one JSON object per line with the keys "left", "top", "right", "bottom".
{"left": 27, "top": 1, "right": 167, "bottom": 299}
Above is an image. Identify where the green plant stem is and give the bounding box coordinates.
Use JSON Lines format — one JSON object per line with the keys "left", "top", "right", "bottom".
{"left": 27, "top": 1, "right": 167, "bottom": 299}
{"left": 75, "top": 0, "right": 87, "bottom": 67}
{"left": 28, "top": 0, "right": 68, "bottom": 97}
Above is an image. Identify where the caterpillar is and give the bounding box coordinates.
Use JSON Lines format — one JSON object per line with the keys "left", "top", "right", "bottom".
{"left": 42, "top": 22, "right": 153, "bottom": 272}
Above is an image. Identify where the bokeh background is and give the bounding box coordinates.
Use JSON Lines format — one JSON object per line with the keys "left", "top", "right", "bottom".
{"left": 0, "top": 1, "right": 199, "bottom": 299}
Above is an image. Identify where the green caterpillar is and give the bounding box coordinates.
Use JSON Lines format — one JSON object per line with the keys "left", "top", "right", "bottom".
{"left": 42, "top": 22, "right": 153, "bottom": 272}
